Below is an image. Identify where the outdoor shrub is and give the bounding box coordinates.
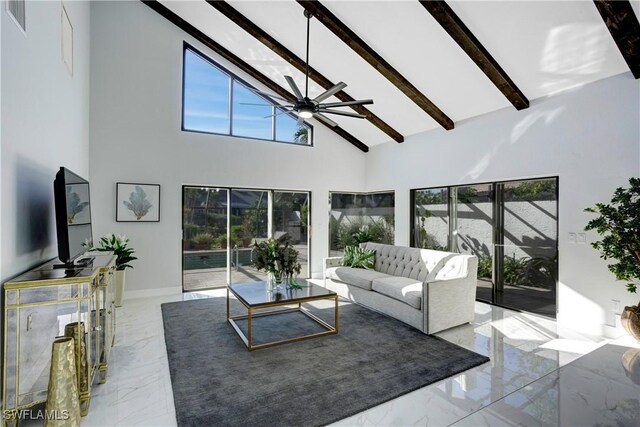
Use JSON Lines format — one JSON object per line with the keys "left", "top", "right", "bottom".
{"left": 477, "top": 256, "right": 492, "bottom": 279}
{"left": 191, "top": 233, "right": 215, "bottom": 248}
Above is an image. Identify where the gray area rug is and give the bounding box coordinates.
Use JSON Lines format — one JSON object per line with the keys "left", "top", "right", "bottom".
{"left": 161, "top": 296, "right": 489, "bottom": 427}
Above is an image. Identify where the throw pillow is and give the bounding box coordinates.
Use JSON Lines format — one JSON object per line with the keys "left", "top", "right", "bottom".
{"left": 342, "top": 246, "right": 375, "bottom": 269}
{"left": 342, "top": 245, "right": 355, "bottom": 267}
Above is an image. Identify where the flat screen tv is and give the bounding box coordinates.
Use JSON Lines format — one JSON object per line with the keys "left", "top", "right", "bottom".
{"left": 54, "top": 167, "right": 93, "bottom": 267}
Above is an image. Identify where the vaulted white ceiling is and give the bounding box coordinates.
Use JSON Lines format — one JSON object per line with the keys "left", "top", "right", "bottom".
{"left": 159, "top": 0, "right": 636, "bottom": 148}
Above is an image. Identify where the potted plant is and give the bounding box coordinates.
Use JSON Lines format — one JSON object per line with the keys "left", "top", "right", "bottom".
{"left": 252, "top": 235, "right": 302, "bottom": 289}
{"left": 86, "top": 234, "right": 137, "bottom": 307}
{"left": 585, "top": 177, "right": 640, "bottom": 341}
{"left": 191, "top": 233, "right": 215, "bottom": 250}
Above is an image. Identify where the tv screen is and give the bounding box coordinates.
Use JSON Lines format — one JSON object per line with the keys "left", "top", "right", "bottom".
{"left": 54, "top": 167, "right": 93, "bottom": 265}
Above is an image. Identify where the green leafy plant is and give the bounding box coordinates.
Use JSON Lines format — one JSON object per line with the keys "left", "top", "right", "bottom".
{"left": 585, "top": 177, "right": 640, "bottom": 293}
{"left": 85, "top": 234, "right": 137, "bottom": 271}
{"left": 191, "top": 233, "right": 215, "bottom": 248}
{"left": 293, "top": 126, "right": 309, "bottom": 144}
{"left": 342, "top": 246, "right": 375, "bottom": 269}
{"left": 335, "top": 218, "right": 394, "bottom": 250}
{"left": 66, "top": 186, "right": 89, "bottom": 224}
{"left": 477, "top": 254, "right": 556, "bottom": 288}
{"left": 214, "top": 234, "right": 237, "bottom": 249}
{"left": 123, "top": 186, "right": 152, "bottom": 220}
{"left": 477, "top": 255, "right": 492, "bottom": 279}
{"left": 252, "top": 235, "right": 301, "bottom": 285}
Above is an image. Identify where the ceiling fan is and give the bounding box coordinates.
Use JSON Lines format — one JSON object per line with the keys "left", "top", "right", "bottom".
{"left": 249, "top": 10, "right": 373, "bottom": 127}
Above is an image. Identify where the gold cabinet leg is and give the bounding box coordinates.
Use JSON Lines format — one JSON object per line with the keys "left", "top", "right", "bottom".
{"left": 79, "top": 391, "right": 91, "bottom": 416}
{"left": 98, "top": 364, "right": 108, "bottom": 384}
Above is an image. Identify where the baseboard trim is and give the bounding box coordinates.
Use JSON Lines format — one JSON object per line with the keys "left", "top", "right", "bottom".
{"left": 125, "top": 286, "right": 182, "bottom": 301}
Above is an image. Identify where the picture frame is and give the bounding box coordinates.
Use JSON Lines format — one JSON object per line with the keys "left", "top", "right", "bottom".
{"left": 116, "top": 183, "right": 160, "bottom": 222}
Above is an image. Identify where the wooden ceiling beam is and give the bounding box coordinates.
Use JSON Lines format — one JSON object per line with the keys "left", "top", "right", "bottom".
{"left": 594, "top": 0, "right": 640, "bottom": 79}
{"left": 206, "top": 1, "right": 404, "bottom": 143}
{"left": 141, "top": 0, "right": 368, "bottom": 153}
{"left": 418, "top": 1, "right": 529, "bottom": 110}
{"left": 296, "top": 0, "right": 454, "bottom": 130}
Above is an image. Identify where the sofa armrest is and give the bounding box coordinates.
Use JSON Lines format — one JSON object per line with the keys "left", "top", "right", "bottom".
{"left": 323, "top": 256, "right": 342, "bottom": 269}
{"left": 422, "top": 256, "right": 478, "bottom": 334}
{"left": 323, "top": 257, "right": 342, "bottom": 286}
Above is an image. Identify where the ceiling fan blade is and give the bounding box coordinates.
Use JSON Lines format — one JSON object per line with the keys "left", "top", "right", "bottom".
{"left": 317, "top": 109, "right": 367, "bottom": 119}
{"left": 314, "top": 82, "right": 347, "bottom": 103}
{"left": 320, "top": 99, "right": 373, "bottom": 108}
{"left": 240, "top": 102, "right": 272, "bottom": 107}
{"left": 285, "top": 76, "right": 304, "bottom": 101}
{"left": 314, "top": 113, "right": 338, "bottom": 128}
{"left": 248, "top": 88, "right": 292, "bottom": 103}
{"left": 264, "top": 108, "right": 293, "bottom": 119}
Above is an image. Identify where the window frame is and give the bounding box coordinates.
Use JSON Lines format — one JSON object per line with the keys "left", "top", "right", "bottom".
{"left": 181, "top": 43, "right": 313, "bottom": 147}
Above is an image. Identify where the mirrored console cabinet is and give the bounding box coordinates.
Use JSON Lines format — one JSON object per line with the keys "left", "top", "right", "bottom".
{"left": 2, "top": 253, "right": 116, "bottom": 425}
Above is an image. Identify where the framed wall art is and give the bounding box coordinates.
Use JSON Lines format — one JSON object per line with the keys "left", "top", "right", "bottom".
{"left": 116, "top": 183, "right": 160, "bottom": 222}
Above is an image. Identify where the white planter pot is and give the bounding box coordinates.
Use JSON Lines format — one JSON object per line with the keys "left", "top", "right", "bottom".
{"left": 114, "top": 270, "right": 126, "bottom": 307}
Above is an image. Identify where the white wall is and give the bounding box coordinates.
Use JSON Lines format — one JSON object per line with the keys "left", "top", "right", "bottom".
{"left": 89, "top": 1, "right": 366, "bottom": 296}
{"left": 366, "top": 73, "right": 640, "bottom": 337}
{"left": 1, "top": 1, "right": 91, "bottom": 282}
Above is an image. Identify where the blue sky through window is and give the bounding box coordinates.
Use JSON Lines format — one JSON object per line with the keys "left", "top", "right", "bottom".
{"left": 232, "top": 81, "right": 272, "bottom": 140}
{"left": 183, "top": 46, "right": 311, "bottom": 145}
{"left": 276, "top": 110, "right": 300, "bottom": 143}
{"left": 183, "top": 49, "right": 230, "bottom": 134}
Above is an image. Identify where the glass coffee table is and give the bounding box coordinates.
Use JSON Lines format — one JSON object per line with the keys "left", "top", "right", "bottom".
{"left": 226, "top": 280, "right": 338, "bottom": 351}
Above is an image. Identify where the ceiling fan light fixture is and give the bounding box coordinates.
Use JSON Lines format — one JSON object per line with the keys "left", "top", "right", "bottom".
{"left": 249, "top": 9, "right": 372, "bottom": 129}
{"left": 298, "top": 107, "right": 314, "bottom": 119}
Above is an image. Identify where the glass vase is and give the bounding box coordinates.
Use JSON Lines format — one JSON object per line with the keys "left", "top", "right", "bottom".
{"left": 269, "top": 272, "right": 282, "bottom": 291}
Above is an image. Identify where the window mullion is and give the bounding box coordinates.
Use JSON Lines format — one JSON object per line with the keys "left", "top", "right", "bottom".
{"left": 272, "top": 106, "right": 276, "bottom": 141}
{"left": 449, "top": 187, "right": 458, "bottom": 252}
{"left": 228, "top": 78, "right": 234, "bottom": 136}
{"left": 493, "top": 183, "right": 505, "bottom": 303}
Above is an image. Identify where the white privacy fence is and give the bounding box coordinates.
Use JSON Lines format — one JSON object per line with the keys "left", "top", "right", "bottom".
{"left": 416, "top": 200, "right": 557, "bottom": 259}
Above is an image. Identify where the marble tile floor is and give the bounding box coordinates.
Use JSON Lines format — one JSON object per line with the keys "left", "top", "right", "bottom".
{"left": 80, "top": 283, "right": 639, "bottom": 426}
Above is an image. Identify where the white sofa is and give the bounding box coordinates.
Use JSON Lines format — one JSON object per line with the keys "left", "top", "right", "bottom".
{"left": 323, "top": 242, "right": 478, "bottom": 334}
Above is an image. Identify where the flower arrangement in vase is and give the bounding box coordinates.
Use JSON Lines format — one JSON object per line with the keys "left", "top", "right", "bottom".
{"left": 252, "top": 235, "right": 302, "bottom": 289}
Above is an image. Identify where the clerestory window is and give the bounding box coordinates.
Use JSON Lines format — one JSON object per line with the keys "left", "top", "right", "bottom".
{"left": 182, "top": 44, "right": 312, "bottom": 146}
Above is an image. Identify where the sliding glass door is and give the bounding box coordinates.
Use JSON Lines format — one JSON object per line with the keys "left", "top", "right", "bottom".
{"left": 230, "top": 190, "right": 269, "bottom": 283}
{"left": 497, "top": 179, "right": 558, "bottom": 317}
{"left": 182, "top": 188, "right": 229, "bottom": 291}
{"left": 454, "top": 184, "right": 494, "bottom": 302}
{"left": 182, "top": 187, "right": 311, "bottom": 292}
{"left": 413, "top": 187, "right": 449, "bottom": 250}
{"left": 411, "top": 177, "right": 558, "bottom": 317}
{"left": 273, "top": 192, "right": 310, "bottom": 277}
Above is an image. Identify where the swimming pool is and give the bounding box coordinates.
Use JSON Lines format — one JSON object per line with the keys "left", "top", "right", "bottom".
{"left": 183, "top": 248, "right": 253, "bottom": 270}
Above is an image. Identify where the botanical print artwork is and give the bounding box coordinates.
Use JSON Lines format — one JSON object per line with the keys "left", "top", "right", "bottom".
{"left": 66, "top": 184, "right": 91, "bottom": 225}
{"left": 116, "top": 183, "right": 160, "bottom": 222}
{"left": 124, "top": 186, "right": 153, "bottom": 220}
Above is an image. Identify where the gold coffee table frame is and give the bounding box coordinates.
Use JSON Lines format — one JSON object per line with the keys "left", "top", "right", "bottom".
{"left": 226, "top": 282, "right": 339, "bottom": 351}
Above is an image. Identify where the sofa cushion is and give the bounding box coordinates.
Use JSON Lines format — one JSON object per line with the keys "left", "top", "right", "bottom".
{"left": 371, "top": 276, "right": 423, "bottom": 309}
{"left": 326, "top": 267, "right": 391, "bottom": 291}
